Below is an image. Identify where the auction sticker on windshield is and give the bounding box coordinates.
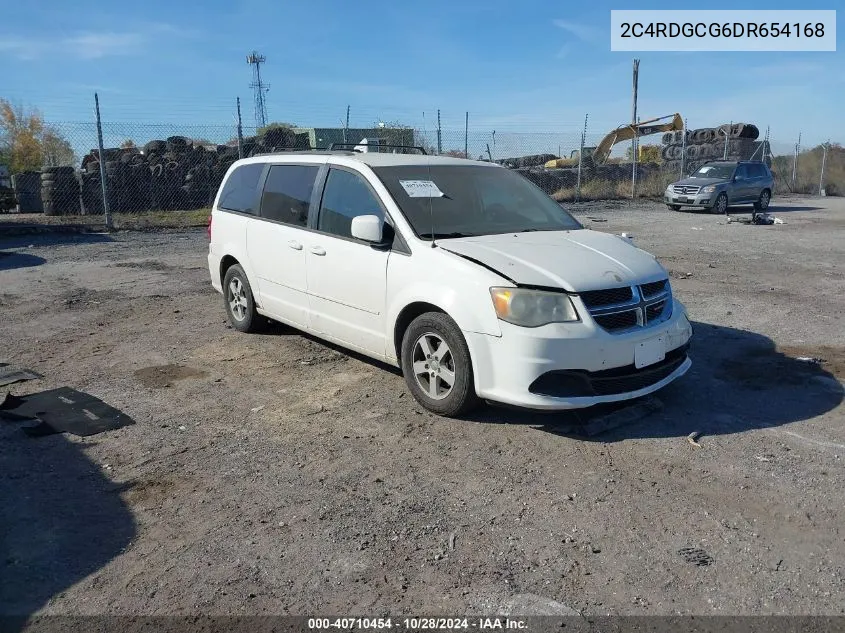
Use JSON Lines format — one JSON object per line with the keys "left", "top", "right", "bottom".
{"left": 399, "top": 180, "right": 445, "bottom": 198}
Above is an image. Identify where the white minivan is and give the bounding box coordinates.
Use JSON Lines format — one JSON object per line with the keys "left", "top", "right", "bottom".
{"left": 207, "top": 148, "right": 693, "bottom": 417}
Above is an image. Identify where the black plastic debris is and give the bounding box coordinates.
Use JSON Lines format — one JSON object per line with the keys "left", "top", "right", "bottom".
{"left": 0, "top": 363, "right": 43, "bottom": 387}
{"left": 0, "top": 387, "right": 135, "bottom": 437}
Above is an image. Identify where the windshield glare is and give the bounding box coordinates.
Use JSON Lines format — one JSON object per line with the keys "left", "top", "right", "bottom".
{"left": 372, "top": 164, "right": 583, "bottom": 239}
{"left": 691, "top": 164, "right": 735, "bottom": 179}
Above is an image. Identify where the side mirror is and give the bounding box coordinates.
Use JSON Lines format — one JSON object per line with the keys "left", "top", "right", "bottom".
{"left": 351, "top": 214, "right": 383, "bottom": 243}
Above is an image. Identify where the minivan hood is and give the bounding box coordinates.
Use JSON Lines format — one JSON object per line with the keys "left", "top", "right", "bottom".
{"left": 674, "top": 176, "right": 728, "bottom": 187}
{"left": 438, "top": 229, "right": 668, "bottom": 292}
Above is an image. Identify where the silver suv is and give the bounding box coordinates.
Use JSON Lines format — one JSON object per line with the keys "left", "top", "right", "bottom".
{"left": 664, "top": 160, "right": 773, "bottom": 215}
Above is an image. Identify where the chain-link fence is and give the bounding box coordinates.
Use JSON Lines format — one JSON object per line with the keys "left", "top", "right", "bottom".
{"left": 1, "top": 99, "right": 841, "bottom": 228}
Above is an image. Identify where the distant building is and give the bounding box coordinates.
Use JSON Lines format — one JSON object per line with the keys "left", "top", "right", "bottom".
{"left": 293, "top": 127, "right": 415, "bottom": 150}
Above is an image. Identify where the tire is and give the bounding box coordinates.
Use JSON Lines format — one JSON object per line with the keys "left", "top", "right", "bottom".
{"left": 222, "top": 264, "right": 264, "bottom": 333}
{"left": 668, "top": 204, "right": 682, "bottom": 211}
{"left": 754, "top": 189, "right": 771, "bottom": 211}
{"left": 400, "top": 311, "right": 479, "bottom": 417}
{"left": 143, "top": 140, "right": 167, "bottom": 154}
{"left": 712, "top": 192, "right": 728, "bottom": 215}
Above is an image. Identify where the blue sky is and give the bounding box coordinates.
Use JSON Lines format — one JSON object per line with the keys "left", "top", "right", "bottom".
{"left": 1, "top": 0, "right": 841, "bottom": 158}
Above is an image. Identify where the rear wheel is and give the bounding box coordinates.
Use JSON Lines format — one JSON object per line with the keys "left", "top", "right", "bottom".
{"left": 222, "top": 264, "right": 264, "bottom": 333}
{"left": 400, "top": 312, "right": 478, "bottom": 417}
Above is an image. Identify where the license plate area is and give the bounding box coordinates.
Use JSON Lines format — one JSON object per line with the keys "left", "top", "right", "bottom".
{"left": 635, "top": 335, "right": 666, "bottom": 369}
{"left": 677, "top": 196, "right": 690, "bottom": 203}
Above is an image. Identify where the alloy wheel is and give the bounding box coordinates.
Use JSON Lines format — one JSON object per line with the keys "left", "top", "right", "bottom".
{"left": 411, "top": 332, "right": 456, "bottom": 401}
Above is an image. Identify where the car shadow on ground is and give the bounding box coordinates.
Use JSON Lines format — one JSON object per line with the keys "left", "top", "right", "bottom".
{"left": 0, "top": 252, "right": 46, "bottom": 270}
{"left": 256, "top": 319, "right": 842, "bottom": 442}
{"left": 0, "top": 422, "right": 136, "bottom": 624}
{"left": 465, "top": 321, "right": 843, "bottom": 441}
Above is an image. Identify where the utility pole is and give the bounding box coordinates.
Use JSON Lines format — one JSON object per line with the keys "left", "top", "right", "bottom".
{"left": 236, "top": 97, "right": 244, "bottom": 159}
{"left": 94, "top": 93, "right": 112, "bottom": 229}
{"left": 631, "top": 58, "right": 640, "bottom": 199}
{"left": 792, "top": 132, "right": 801, "bottom": 192}
{"left": 819, "top": 141, "right": 829, "bottom": 196}
{"left": 344, "top": 105, "right": 350, "bottom": 143}
{"left": 436, "top": 109, "right": 442, "bottom": 155}
{"left": 576, "top": 113, "right": 588, "bottom": 202}
{"left": 464, "top": 112, "right": 469, "bottom": 158}
{"left": 247, "top": 51, "right": 269, "bottom": 129}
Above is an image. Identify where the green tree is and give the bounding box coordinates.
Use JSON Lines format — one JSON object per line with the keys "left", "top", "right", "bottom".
{"left": 41, "top": 126, "right": 76, "bottom": 167}
{"left": 257, "top": 121, "right": 297, "bottom": 136}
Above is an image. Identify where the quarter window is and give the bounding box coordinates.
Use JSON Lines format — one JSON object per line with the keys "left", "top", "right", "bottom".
{"left": 217, "top": 163, "right": 264, "bottom": 214}
{"left": 318, "top": 169, "right": 384, "bottom": 239}
{"left": 260, "top": 164, "right": 320, "bottom": 226}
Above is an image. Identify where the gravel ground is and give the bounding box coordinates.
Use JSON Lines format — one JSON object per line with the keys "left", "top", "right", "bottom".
{"left": 1, "top": 195, "right": 843, "bottom": 618}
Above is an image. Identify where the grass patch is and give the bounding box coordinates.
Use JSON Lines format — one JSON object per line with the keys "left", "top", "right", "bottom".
{"left": 552, "top": 172, "right": 677, "bottom": 202}
{"left": 0, "top": 208, "right": 210, "bottom": 231}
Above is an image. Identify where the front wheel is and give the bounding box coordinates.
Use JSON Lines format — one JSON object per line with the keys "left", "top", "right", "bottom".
{"left": 711, "top": 192, "right": 728, "bottom": 215}
{"left": 667, "top": 204, "right": 682, "bottom": 211}
{"left": 400, "top": 312, "right": 479, "bottom": 417}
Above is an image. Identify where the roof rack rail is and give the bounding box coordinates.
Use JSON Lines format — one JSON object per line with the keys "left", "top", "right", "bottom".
{"left": 327, "top": 142, "right": 428, "bottom": 154}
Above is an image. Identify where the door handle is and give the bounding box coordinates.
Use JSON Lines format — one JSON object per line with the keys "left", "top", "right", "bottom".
{"left": 310, "top": 246, "right": 326, "bottom": 256}
{"left": 288, "top": 240, "right": 303, "bottom": 250}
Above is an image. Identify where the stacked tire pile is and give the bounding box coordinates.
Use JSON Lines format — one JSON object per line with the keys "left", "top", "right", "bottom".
{"left": 496, "top": 154, "right": 558, "bottom": 169}
{"left": 41, "top": 166, "right": 80, "bottom": 216}
{"left": 12, "top": 171, "right": 42, "bottom": 213}
{"left": 661, "top": 123, "right": 767, "bottom": 175}
{"left": 74, "top": 129, "right": 310, "bottom": 215}
{"left": 513, "top": 162, "right": 659, "bottom": 195}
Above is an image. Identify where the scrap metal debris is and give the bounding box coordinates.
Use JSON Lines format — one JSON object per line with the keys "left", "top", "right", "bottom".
{"left": 687, "top": 431, "right": 703, "bottom": 448}
{"left": 678, "top": 547, "right": 714, "bottom": 566}
{"left": 0, "top": 364, "right": 43, "bottom": 388}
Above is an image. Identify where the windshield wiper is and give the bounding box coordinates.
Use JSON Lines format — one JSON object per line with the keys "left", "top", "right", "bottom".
{"left": 418, "top": 231, "right": 474, "bottom": 239}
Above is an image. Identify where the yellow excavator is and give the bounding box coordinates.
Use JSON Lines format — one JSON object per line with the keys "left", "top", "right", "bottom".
{"left": 544, "top": 112, "right": 683, "bottom": 168}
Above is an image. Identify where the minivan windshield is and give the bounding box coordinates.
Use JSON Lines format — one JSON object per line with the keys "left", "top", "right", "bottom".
{"left": 690, "top": 164, "right": 736, "bottom": 179}
{"left": 371, "top": 164, "right": 583, "bottom": 239}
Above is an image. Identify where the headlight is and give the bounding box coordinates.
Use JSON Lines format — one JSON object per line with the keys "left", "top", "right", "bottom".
{"left": 489, "top": 287, "right": 579, "bottom": 327}
{"left": 701, "top": 185, "right": 717, "bottom": 193}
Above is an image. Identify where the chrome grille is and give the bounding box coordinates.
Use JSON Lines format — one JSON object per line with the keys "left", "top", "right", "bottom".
{"left": 672, "top": 185, "right": 700, "bottom": 195}
{"left": 579, "top": 279, "right": 672, "bottom": 334}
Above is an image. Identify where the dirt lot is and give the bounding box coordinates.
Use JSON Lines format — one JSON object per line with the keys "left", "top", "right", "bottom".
{"left": 1, "top": 195, "right": 844, "bottom": 619}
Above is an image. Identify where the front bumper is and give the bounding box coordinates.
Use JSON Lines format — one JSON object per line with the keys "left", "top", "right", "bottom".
{"left": 464, "top": 299, "right": 693, "bottom": 410}
{"left": 665, "top": 193, "right": 713, "bottom": 208}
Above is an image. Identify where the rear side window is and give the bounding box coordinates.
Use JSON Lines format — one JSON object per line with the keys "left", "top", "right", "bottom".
{"left": 317, "top": 169, "right": 384, "bottom": 239}
{"left": 260, "top": 164, "right": 319, "bottom": 227}
{"left": 217, "top": 163, "right": 264, "bottom": 214}
{"left": 751, "top": 164, "right": 768, "bottom": 178}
